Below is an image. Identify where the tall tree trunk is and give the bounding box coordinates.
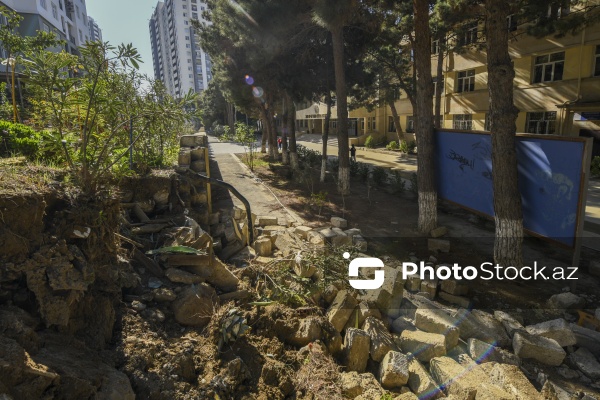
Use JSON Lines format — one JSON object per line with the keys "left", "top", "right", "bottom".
{"left": 225, "top": 102, "right": 235, "bottom": 136}
{"left": 413, "top": 0, "right": 437, "bottom": 233}
{"left": 485, "top": 0, "right": 523, "bottom": 267}
{"left": 388, "top": 98, "right": 404, "bottom": 143}
{"left": 282, "top": 92, "right": 292, "bottom": 165}
{"left": 288, "top": 100, "right": 299, "bottom": 170}
{"left": 266, "top": 106, "right": 277, "bottom": 161}
{"left": 434, "top": 38, "right": 444, "bottom": 129}
{"left": 321, "top": 93, "right": 332, "bottom": 182}
{"left": 331, "top": 25, "right": 350, "bottom": 195}
{"left": 257, "top": 103, "right": 268, "bottom": 153}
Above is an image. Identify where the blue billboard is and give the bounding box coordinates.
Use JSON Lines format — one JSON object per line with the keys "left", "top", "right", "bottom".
{"left": 435, "top": 130, "right": 589, "bottom": 248}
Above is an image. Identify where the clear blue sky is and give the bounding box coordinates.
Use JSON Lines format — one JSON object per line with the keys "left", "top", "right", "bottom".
{"left": 85, "top": 0, "right": 158, "bottom": 79}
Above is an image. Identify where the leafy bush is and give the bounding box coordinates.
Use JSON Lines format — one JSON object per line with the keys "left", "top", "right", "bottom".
{"left": 407, "top": 140, "right": 417, "bottom": 153}
{"left": 391, "top": 170, "right": 406, "bottom": 193}
{"left": 364, "top": 135, "right": 375, "bottom": 148}
{"left": 592, "top": 156, "right": 600, "bottom": 177}
{"left": 328, "top": 157, "right": 339, "bottom": 172}
{"left": 0, "top": 120, "right": 42, "bottom": 159}
{"left": 371, "top": 166, "right": 388, "bottom": 186}
{"left": 357, "top": 162, "right": 370, "bottom": 182}
{"left": 297, "top": 144, "right": 320, "bottom": 167}
{"left": 386, "top": 140, "right": 399, "bottom": 150}
{"left": 399, "top": 140, "right": 409, "bottom": 153}
{"left": 409, "top": 173, "right": 418, "bottom": 195}
{"left": 349, "top": 159, "right": 359, "bottom": 176}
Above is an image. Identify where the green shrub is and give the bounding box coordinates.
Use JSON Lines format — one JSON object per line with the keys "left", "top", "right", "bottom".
{"left": 386, "top": 140, "right": 399, "bottom": 150}
{"left": 364, "top": 135, "right": 375, "bottom": 148}
{"left": 371, "top": 166, "right": 388, "bottom": 186}
{"left": 328, "top": 157, "right": 339, "bottom": 172}
{"left": 0, "top": 120, "right": 42, "bottom": 159}
{"left": 357, "top": 162, "right": 370, "bottom": 182}
{"left": 407, "top": 140, "right": 417, "bottom": 153}
{"left": 391, "top": 170, "right": 406, "bottom": 193}
{"left": 592, "top": 156, "right": 600, "bottom": 177}
{"left": 349, "top": 159, "right": 359, "bottom": 176}
{"left": 399, "top": 140, "right": 409, "bottom": 153}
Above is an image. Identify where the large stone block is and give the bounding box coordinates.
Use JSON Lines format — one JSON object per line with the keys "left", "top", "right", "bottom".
{"left": 361, "top": 268, "right": 404, "bottom": 319}
{"left": 171, "top": 284, "right": 217, "bottom": 327}
{"left": 379, "top": 351, "right": 409, "bottom": 389}
{"left": 253, "top": 236, "right": 272, "bottom": 257}
{"left": 488, "top": 363, "right": 543, "bottom": 400}
{"left": 548, "top": 292, "right": 586, "bottom": 309}
{"left": 570, "top": 347, "right": 600, "bottom": 380}
{"left": 327, "top": 291, "right": 358, "bottom": 332}
{"left": 363, "top": 317, "right": 397, "bottom": 362}
{"left": 429, "top": 356, "right": 488, "bottom": 400}
{"left": 493, "top": 310, "right": 524, "bottom": 338}
{"left": 512, "top": 331, "right": 566, "bottom": 366}
{"left": 525, "top": 318, "right": 577, "bottom": 347}
{"left": 440, "top": 279, "right": 469, "bottom": 296}
{"left": 570, "top": 323, "right": 600, "bottom": 358}
{"left": 467, "top": 338, "right": 520, "bottom": 366}
{"left": 415, "top": 308, "right": 460, "bottom": 348}
{"left": 294, "top": 226, "right": 312, "bottom": 239}
{"left": 330, "top": 217, "right": 348, "bottom": 228}
{"left": 407, "top": 355, "right": 444, "bottom": 399}
{"left": 255, "top": 216, "right": 278, "bottom": 226}
{"left": 180, "top": 134, "right": 207, "bottom": 147}
{"left": 399, "top": 330, "right": 446, "bottom": 362}
{"left": 456, "top": 309, "right": 511, "bottom": 348}
{"left": 288, "top": 317, "right": 322, "bottom": 347}
{"left": 344, "top": 328, "right": 370, "bottom": 373}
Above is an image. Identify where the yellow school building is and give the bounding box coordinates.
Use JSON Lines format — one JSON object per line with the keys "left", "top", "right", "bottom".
{"left": 295, "top": 20, "right": 600, "bottom": 158}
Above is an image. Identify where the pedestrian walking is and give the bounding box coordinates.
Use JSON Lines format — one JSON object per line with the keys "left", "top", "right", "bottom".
{"left": 350, "top": 144, "right": 356, "bottom": 162}
{"left": 277, "top": 137, "right": 282, "bottom": 150}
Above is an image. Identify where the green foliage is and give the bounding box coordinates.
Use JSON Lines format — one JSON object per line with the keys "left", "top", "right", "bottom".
{"left": 364, "top": 135, "right": 375, "bottom": 148}
{"left": 357, "top": 162, "right": 370, "bottom": 182}
{"left": 409, "top": 172, "right": 418, "bottom": 196}
{"left": 399, "top": 140, "right": 409, "bottom": 153}
{"left": 407, "top": 140, "right": 417, "bottom": 153}
{"left": 371, "top": 166, "right": 388, "bottom": 186}
{"left": 310, "top": 190, "right": 328, "bottom": 216}
{"left": 386, "top": 140, "right": 399, "bottom": 150}
{"left": 328, "top": 157, "right": 339, "bottom": 172}
{"left": 0, "top": 120, "right": 42, "bottom": 159}
{"left": 592, "top": 156, "right": 600, "bottom": 178}
{"left": 297, "top": 144, "right": 321, "bottom": 168}
{"left": 349, "top": 159, "right": 359, "bottom": 176}
{"left": 235, "top": 122, "right": 257, "bottom": 171}
{"left": 391, "top": 170, "right": 406, "bottom": 193}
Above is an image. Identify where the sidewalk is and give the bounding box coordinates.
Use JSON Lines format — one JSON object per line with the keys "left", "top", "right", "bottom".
{"left": 296, "top": 134, "right": 600, "bottom": 250}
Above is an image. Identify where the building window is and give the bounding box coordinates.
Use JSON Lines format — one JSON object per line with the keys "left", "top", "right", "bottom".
{"left": 331, "top": 121, "right": 337, "bottom": 129}
{"left": 367, "top": 116, "right": 376, "bottom": 131}
{"left": 183, "top": 4, "right": 187, "bottom": 8}
{"left": 51, "top": 3, "right": 58, "bottom": 19}
{"left": 456, "top": 70, "right": 475, "bottom": 93}
{"left": 192, "top": 5, "right": 197, "bottom": 11}
{"left": 192, "top": 12, "right": 198, "bottom": 19}
{"left": 433, "top": 75, "right": 444, "bottom": 95}
{"left": 185, "top": 21, "right": 189, "bottom": 25}
{"left": 594, "top": 45, "right": 600, "bottom": 77}
{"left": 526, "top": 112, "right": 556, "bottom": 134}
{"left": 76, "top": 5, "right": 80, "bottom": 19}
{"left": 185, "top": 36, "right": 190, "bottom": 40}
{"left": 79, "top": 29, "right": 83, "bottom": 41}
{"left": 186, "top": 44, "right": 191, "bottom": 48}
{"left": 459, "top": 22, "right": 478, "bottom": 46}
{"left": 406, "top": 116, "right": 415, "bottom": 133}
{"left": 361, "top": 119, "right": 365, "bottom": 131}
{"left": 432, "top": 39, "right": 440, "bottom": 55}
{"left": 183, "top": 12, "right": 187, "bottom": 17}
{"left": 533, "top": 52, "right": 564, "bottom": 83}
{"left": 40, "top": 0, "right": 47, "bottom": 9}
{"left": 453, "top": 114, "right": 473, "bottom": 130}
{"left": 388, "top": 116, "right": 396, "bottom": 132}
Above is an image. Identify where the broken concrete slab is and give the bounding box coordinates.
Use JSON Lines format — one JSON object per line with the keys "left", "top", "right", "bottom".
{"left": 293, "top": 252, "right": 316, "bottom": 278}
{"left": 330, "top": 217, "right": 348, "bottom": 228}
{"left": 489, "top": 363, "right": 543, "bottom": 400}
{"left": 379, "top": 351, "right": 409, "bottom": 389}
{"left": 363, "top": 317, "right": 397, "bottom": 362}
{"left": 570, "top": 347, "right": 600, "bottom": 380}
{"left": 429, "top": 356, "right": 491, "bottom": 399}
{"left": 252, "top": 236, "right": 272, "bottom": 257}
{"left": 165, "top": 268, "right": 204, "bottom": 284}
{"left": 353, "top": 235, "right": 368, "bottom": 251}
{"left": 255, "top": 216, "right": 278, "bottom": 227}
{"left": 171, "top": 284, "right": 217, "bottom": 327}
{"left": 494, "top": 310, "right": 525, "bottom": 338}
{"left": 512, "top": 331, "right": 566, "bottom": 366}
{"left": 438, "top": 291, "right": 471, "bottom": 309}
{"left": 455, "top": 309, "right": 511, "bottom": 348}
{"left": 398, "top": 330, "right": 446, "bottom": 362}
{"left": 294, "top": 226, "right": 312, "bottom": 239}
{"left": 440, "top": 279, "right": 469, "bottom": 296}
{"left": 405, "top": 275, "right": 422, "bottom": 292}
{"left": 344, "top": 302, "right": 382, "bottom": 332}
{"left": 288, "top": 317, "right": 322, "bottom": 347}
{"left": 183, "top": 256, "right": 239, "bottom": 293}
{"left": 307, "top": 230, "right": 326, "bottom": 245}
{"left": 420, "top": 279, "right": 438, "bottom": 299}
{"left": 570, "top": 323, "right": 600, "bottom": 358}
{"left": 327, "top": 291, "right": 358, "bottom": 332}
{"left": 344, "top": 328, "right": 370, "bottom": 373}
{"left": 467, "top": 338, "right": 520, "bottom": 366}
{"left": 407, "top": 355, "right": 445, "bottom": 399}
{"left": 525, "top": 318, "right": 577, "bottom": 347}
{"left": 548, "top": 292, "right": 586, "bottom": 310}
{"left": 415, "top": 308, "right": 460, "bottom": 349}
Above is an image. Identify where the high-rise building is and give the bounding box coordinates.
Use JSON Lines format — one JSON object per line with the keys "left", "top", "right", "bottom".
{"left": 87, "top": 16, "right": 102, "bottom": 42}
{"left": 149, "top": 0, "right": 212, "bottom": 98}
{"left": 7, "top": 0, "right": 91, "bottom": 56}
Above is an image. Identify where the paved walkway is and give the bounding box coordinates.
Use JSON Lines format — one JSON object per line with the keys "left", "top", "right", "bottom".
{"left": 208, "top": 136, "right": 303, "bottom": 225}
{"left": 296, "top": 134, "right": 600, "bottom": 249}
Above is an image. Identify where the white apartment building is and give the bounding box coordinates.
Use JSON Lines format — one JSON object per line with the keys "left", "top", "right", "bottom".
{"left": 149, "top": 0, "right": 212, "bottom": 98}
{"left": 11, "top": 0, "right": 90, "bottom": 55}
{"left": 87, "top": 16, "right": 102, "bottom": 42}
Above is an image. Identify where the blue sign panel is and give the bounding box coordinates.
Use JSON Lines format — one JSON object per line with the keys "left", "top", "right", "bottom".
{"left": 435, "top": 130, "right": 586, "bottom": 247}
